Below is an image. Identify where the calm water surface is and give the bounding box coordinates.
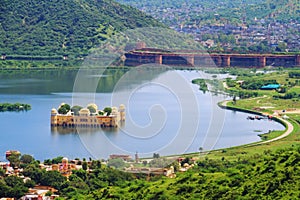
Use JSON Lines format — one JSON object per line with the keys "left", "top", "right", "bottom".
{"left": 0, "top": 69, "right": 284, "bottom": 161}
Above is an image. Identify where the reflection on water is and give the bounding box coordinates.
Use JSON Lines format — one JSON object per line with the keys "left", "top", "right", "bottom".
{"left": 0, "top": 69, "right": 126, "bottom": 94}
{"left": 51, "top": 123, "right": 124, "bottom": 134}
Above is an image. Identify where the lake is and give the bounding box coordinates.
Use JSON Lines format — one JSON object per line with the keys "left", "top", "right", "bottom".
{"left": 0, "top": 68, "right": 285, "bottom": 161}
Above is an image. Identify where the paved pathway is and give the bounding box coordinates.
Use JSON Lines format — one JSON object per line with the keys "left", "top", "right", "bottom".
{"left": 260, "top": 118, "right": 294, "bottom": 144}
{"left": 220, "top": 100, "right": 295, "bottom": 145}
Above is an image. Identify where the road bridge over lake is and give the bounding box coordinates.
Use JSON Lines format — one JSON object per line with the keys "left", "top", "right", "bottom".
{"left": 125, "top": 48, "right": 300, "bottom": 68}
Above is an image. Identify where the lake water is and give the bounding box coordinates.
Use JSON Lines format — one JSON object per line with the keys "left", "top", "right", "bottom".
{"left": 0, "top": 69, "right": 284, "bottom": 161}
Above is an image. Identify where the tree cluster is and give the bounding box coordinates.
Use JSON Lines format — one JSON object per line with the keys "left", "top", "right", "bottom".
{"left": 273, "top": 91, "right": 300, "bottom": 100}
{"left": 289, "top": 71, "right": 300, "bottom": 79}
{"left": 240, "top": 79, "right": 278, "bottom": 90}
{"left": 0, "top": 103, "right": 31, "bottom": 112}
{"left": 192, "top": 78, "right": 208, "bottom": 92}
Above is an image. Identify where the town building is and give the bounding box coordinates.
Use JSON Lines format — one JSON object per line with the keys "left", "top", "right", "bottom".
{"left": 109, "top": 154, "right": 132, "bottom": 162}
{"left": 20, "top": 186, "right": 59, "bottom": 200}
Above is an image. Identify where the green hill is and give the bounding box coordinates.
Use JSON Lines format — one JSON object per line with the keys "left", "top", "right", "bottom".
{"left": 0, "top": 0, "right": 163, "bottom": 58}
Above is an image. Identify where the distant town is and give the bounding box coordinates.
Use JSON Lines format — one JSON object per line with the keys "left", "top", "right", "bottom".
{"left": 119, "top": 0, "right": 300, "bottom": 53}
{"left": 179, "top": 20, "right": 300, "bottom": 52}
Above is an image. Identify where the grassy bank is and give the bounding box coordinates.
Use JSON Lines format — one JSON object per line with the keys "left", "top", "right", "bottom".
{"left": 195, "top": 68, "right": 300, "bottom": 160}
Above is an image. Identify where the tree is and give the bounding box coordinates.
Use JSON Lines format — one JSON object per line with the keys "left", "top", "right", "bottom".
{"left": 58, "top": 104, "right": 71, "bottom": 114}
{"left": 23, "top": 164, "right": 45, "bottom": 183}
{"left": 107, "top": 158, "right": 125, "bottom": 169}
{"left": 40, "top": 170, "right": 67, "bottom": 189}
{"left": 276, "top": 42, "right": 287, "bottom": 52}
{"left": 199, "top": 147, "right": 204, "bottom": 154}
{"left": 142, "top": 160, "right": 148, "bottom": 166}
{"left": 52, "top": 156, "right": 64, "bottom": 164}
{"left": 7, "top": 153, "right": 21, "bottom": 168}
{"left": 90, "top": 160, "right": 101, "bottom": 169}
{"left": 103, "top": 107, "right": 112, "bottom": 116}
{"left": 45, "top": 191, "right": 53, "bottom": 196}
{"left": 96, "top": 160, "right": 102, "bottom": 169}
{"left": 153, "top": 153, "right": 160, "bottom": 158}
{"left": 20, "top": 154, "right": 34, "bottom": 164}
{"left": 82, "top": 161, "right": 88, "bottom": 171}
{"left": 71, "top": 105, "right": 82, "bottom": 115}
{"left": 0, "top": 168, "right": 5, "bottom": 176}
{"left": 0, "top": 181, "right": 11, "bottom": 197}
{"left": 44, "top": 159, "right": 52, "bottom": 165}
{"left": 72, "top": 169, "right": 88, "bottom": 182}
{"left": 24, "top": 179, "right": 36, "bottom": 188}
{"left": 4, "top": 176, "right": 28, "bottom": 199}
{"left": 87, "top": 106, "right": 96, "bottom": 114}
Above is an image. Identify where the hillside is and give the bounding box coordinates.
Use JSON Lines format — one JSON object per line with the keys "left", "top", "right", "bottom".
{"left": 2, "top": 145, "right": 300, "bottom": 199}
{"left": 92, "top": 147, "right": 300, "bottom": 199}
{"left": 0, "top": 0, "right": 163, "bottom": 58}
{"left": 117, "top": 0, "right": 299, "bottom": 25}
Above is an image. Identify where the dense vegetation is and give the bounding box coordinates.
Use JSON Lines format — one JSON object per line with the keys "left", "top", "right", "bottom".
{"left": 233, "top": 69, "right": 300, "bottom": 100}
{"left": 240, "top": 79, "right": 278, "bottom": 90}
{"left": 0, "top": 60, "right": 81, "bottom": 69}
{"left": 2, "top": 145, "right": 300, "bottom": 199}
{"left": 289, "top": 71, "right": 300, "bottom": 78}
{"left": 94, "top": 146, "right": 300, "bottom": 199}
{"left": 0, "top": 103, "right": 31, "bottom": 112}
{"left": 192, "top": 78, "right": 208, "bottom": 92}
{"left": 0, "top": 0, "right": 163, "bottom": 58}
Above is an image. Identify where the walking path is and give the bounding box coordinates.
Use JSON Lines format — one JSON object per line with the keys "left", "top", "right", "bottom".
{"left": 220, "top": 100, "right": 295, "bottom": 145}
{"left": 260, "top": 117, "right": 294, "bottom": 144}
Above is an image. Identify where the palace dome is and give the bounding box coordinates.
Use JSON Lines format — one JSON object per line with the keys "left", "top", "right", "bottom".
{"left": 79, "top": 108, "right": 90, "bottom": 116}
{"left": 119, "top": 104, "right": 125, "bottom": 110}
{"left": 51, "top": 108, "right": 58, "bottom": 114}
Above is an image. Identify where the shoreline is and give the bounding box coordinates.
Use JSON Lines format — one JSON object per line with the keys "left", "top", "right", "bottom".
{"left": 218, "top": 100, "right": 294, "bottom": 146}
{"left": 148, "top": 98, "right": 292, "bottom": 160}
{"left": 167, "top": 98, "right": 295, "bottom": 159}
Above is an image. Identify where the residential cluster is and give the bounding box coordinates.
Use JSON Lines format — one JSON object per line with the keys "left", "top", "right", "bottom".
{"left": 1, "top": 150, "right": 198, "bottom": 199}
{"left": 133, "top": 2, "right": 300, "bottom": 52}
{"left": 187, "top": 20, "right": 300, "bottom": 51}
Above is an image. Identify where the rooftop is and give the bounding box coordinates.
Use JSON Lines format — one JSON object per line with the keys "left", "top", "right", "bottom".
{"left": 261, "top": 84, "right": 281, "bottom": 89}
